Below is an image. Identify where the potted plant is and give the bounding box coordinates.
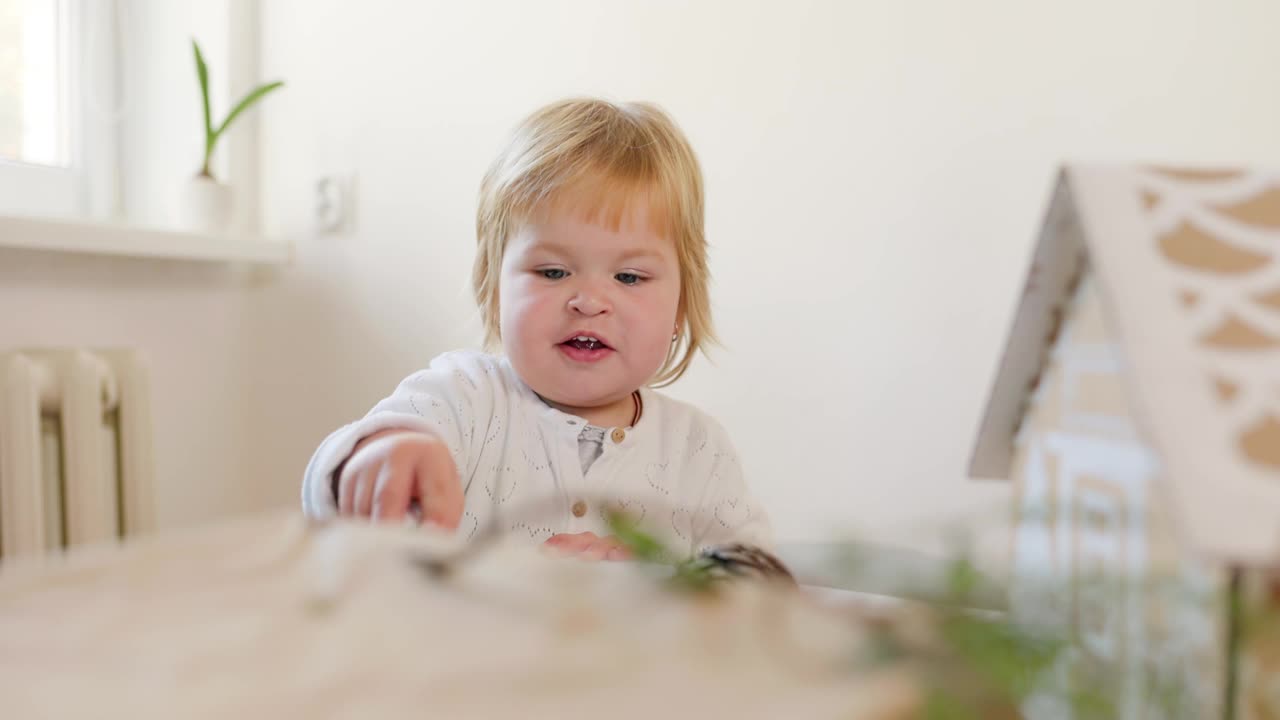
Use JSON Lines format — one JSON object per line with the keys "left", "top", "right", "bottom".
{"left": 180, "top": 38, "right": 284, "bottom": 234}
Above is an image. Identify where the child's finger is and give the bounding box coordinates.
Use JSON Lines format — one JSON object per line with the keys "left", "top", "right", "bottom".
{"left": 563, "top": 533, "right": 600, "bottom": 553}
{"left": 353, "top": 464, "right": 383, "bottom": 517}
{"left": 544, "top": 533, "right": 597, "bottom": 553}
{"left": 579, "top": 539, "right": 615, "bottom": 561}
{"left": 543, "top": 533, "right": 575, "bottom": 548}
{"left": 338, "top": 466, "right": 360, "bottom": 516}
{"left": 606, "top": 545, "right": 633, "bottom": 561}
{"left": 370, "top": 464, "right": 412, "bottom": 523}
{"left": 415, "top": 449, "right": 463, "bottom": 531}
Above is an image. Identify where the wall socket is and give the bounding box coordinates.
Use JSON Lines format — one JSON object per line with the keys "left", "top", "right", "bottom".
{"left": 315, "top": 174, "right": 355, "bottom": 234}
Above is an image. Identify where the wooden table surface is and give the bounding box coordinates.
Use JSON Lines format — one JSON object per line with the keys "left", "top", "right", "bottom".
{"left": 0, "top": 510, "right": 926, "bottom": 719}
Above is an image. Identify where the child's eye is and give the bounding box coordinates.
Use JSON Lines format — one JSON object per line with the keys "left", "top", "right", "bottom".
{"left": 538, "top": 268, "right": 567, "bottom": 280}
{"left": 615, "top": 272, "right": 643, "bottom": 285}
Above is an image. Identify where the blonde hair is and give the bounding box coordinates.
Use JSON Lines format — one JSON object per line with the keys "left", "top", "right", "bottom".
{"left": 474, "top": 97, "right": 715, "bottom": 387}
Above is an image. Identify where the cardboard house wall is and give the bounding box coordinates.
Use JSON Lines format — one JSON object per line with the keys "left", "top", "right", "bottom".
{"left": 1005, "top": 270, "right": 1224, "bottom": 717}
{"left": 970, "top": 166, "right": 1280, "bottom": 718}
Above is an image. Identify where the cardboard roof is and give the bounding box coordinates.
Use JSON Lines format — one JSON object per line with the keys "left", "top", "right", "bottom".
{"left": 969, "top": 165, "right": 1280, "bottom": 565}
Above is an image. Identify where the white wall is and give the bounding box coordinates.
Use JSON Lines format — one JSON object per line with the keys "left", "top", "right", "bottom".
{"left": 248, "top": 0, "right": 1280, "bottom": 552}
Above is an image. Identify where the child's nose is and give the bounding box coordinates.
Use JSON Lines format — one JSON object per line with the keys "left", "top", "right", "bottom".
{"left": 567, "top": 289, "right": 610, "bottom": 316}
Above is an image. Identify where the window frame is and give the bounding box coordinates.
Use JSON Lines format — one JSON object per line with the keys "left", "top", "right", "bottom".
{"left": 0, "top": 0, "right": 120, "bottom": 222}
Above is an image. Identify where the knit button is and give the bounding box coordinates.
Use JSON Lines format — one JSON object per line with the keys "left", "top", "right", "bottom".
{"left": 571, "top": 500, "right": 587, "bottom": 518}
{"left": 610, "top": 428, "right": 626, "bottom": 443}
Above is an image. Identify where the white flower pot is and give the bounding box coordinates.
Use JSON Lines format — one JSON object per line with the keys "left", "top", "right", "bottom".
{"left": 179, "top": 175, "right": 234, "bottom": 234}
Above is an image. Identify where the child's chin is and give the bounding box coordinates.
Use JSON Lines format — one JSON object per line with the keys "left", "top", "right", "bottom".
{"left": 541, "top": 380, "right": 626, "bottom": 408}
{"left": 547, "top": 387, "right": 613, "bottom": 408}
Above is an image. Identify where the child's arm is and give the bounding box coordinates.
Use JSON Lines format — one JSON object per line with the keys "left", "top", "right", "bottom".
{"left": 301, "top": 352, "right": 497, "bottom": 521}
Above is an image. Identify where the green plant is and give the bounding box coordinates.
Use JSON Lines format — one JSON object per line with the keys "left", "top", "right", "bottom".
{"left": 409, "top": 497, "right": 1251, "bottom": 718}
{"left": 191, "top": 38, "right": 284, "bottom": 179}
{"left": 601, "top": 510, "right": 1198, "bottom": 718}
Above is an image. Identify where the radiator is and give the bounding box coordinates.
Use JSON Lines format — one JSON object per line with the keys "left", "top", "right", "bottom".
{"left": 0, "top": 349, "right": 155, "bottom": 559}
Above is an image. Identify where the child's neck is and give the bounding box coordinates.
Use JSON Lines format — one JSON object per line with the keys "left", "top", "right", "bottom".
{"left": 542, "top": 391, "right": 640, "bottom": 428}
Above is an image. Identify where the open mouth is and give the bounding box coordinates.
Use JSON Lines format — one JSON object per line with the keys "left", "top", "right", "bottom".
{"left": 560, "top": 334, "right": 612, "bottom": 351}
{"left": 558, "top": 334, "right": 615, "bottom": 362}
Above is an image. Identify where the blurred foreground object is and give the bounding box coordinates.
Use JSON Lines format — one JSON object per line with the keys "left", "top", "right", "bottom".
{"left": 0, "top": 510, "right": 1061, "bottom": 719}
{"left": 971, "top": 165, "right": 1280, "bottom": 718}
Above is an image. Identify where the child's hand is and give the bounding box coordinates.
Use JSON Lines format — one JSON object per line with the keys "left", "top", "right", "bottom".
{"left": 336, "top": 429, "right": 464, "bottom": 530}
{"left": 543, "top": 532, "right": 634, "bottom": 561}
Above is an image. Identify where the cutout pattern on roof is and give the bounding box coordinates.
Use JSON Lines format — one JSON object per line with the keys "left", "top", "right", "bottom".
{"left": 1140, "top": 173, "right": 1280, "bottom": 472}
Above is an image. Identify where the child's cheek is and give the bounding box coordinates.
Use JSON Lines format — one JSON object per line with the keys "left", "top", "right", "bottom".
{"left": 506, "top": 280, "right": 556, "bottom": 326}
{"left": 631, "top": 295, "right": 678, "bottom": 361}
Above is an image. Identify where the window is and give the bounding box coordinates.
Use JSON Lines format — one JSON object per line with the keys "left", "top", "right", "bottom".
{"left": 0, "top": 0, "right": 118, "bottom": 221}
{"left": 0, "top": 0, "right": 70, "bottom": 168}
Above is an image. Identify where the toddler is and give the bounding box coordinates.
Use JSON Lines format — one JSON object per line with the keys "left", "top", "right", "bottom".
{"left": 302, "top": 98, "right": 771, "bottom": 561}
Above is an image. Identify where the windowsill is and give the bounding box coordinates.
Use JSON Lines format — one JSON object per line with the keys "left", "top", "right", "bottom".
{"left": 0, "top": 214, "right": 293, "bottom": 266}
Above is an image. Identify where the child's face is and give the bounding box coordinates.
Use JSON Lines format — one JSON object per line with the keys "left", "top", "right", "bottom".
{"left": 498, "top": 200, "right": 681, "bottom": 414}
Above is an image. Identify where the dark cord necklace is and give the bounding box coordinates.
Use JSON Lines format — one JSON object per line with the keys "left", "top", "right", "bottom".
{"left": 629, "top": 390, "right": 643, "bottom": 427}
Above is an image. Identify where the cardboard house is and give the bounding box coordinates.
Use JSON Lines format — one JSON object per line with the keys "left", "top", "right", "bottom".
{"left": 970, "top": 166, "right": 1280, "bottom": 718}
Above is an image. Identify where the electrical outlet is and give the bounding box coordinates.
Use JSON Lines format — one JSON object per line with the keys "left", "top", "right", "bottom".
{"left": 315, "top": 175, "right": 352, "bottom": 234}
